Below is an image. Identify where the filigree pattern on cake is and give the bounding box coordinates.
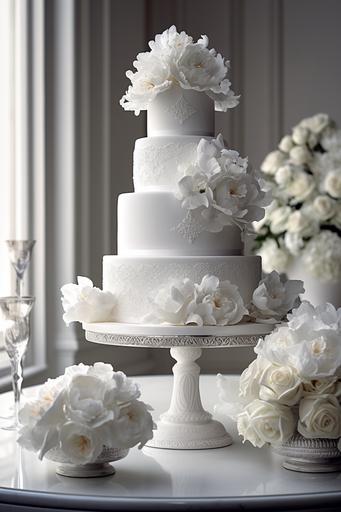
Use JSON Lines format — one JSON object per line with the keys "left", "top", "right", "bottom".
{"left": 172, "top": 210, "right": 209, "bottom": 243}
{"left": 134, "top": 140, "right": 197, "bottom": 189}
{"left": 164, "top": 94, "right": 197, "bottom": 125}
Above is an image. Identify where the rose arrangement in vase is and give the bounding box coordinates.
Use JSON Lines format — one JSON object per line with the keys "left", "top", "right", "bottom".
{"left": 218, "top": 301, "right": 341, "bottom": 471}
{"left": 17, "top": 363, "right": 154, "bottom": 476}
{"left": 253, "top": 114, "right": 341, "bottom": 305}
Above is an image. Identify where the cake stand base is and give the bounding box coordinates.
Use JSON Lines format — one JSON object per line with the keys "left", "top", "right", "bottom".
{"left": 85, "top": 323, "right": 272, "bottom": 451}
{"left": 146, "top": 347, "right": 231, "bottom": 450}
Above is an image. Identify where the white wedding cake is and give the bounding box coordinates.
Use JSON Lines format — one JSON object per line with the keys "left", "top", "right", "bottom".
{"left": 103, "top": 26, "right": 266, "bottom": 326}
{"left": 61, "top": 27, "right": 304, "bottom": 330}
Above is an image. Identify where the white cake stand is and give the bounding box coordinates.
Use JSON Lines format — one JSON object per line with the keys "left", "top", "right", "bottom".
{"left": 83, "top": 322, "right": 273, "bottom": 450}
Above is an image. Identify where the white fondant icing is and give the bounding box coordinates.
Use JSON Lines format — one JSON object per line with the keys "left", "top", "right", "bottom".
{"left": 103, "top": 255, "right": 261, "bottom": 324}
{"left": 117, "top": 192, "right": 243, "bottom": 256}
{"left": 133, "top": 136, "right": 212, "bottom": 192}
{"left": 147, "top": 88, "right": 214, "bottom": 137}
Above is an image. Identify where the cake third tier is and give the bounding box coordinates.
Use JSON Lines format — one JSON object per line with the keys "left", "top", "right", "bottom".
{"left": 103, "top": 255, "right": 261, "bottom": 324}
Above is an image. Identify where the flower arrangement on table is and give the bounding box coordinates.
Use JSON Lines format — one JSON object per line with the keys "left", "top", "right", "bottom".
{"left": 18, "top": 363, "right": 154, "bottom": 465}
{"left": 60, "top": 272, "right": 303, "bottom": 328}
{"left": 217, "top": 301, "right": 341, "bottom": 449}
{"left": 254, "top": 113, "right": 341, "bottom": 282}
{"left": 120, "top": 25, "right": 239, "bottom": 114}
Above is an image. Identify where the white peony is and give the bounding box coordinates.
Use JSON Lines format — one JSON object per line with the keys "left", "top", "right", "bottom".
{"left": 324, "top": 170, "right": 341, "bottom": 199}
{"left": 237, "top": 399, "right": 295, "bottom": 447}
{"left": 255, "top": 325, "right": 297, "bottom": 367}
{"left": 256, "top": 239, "right": 291, "bottom": 273}
{"left": 261, "top": 150, "right": 286, "bottom": 175}
{"left": 302, "top": 231, "right": 341, "bottom": 282}
{"left": 239, "top": 357, "right": 271, "bottom": 403}
{"left": 177, "top": 134, "right": 267, "bottom": 234}
{"left": 313, "top": 195, "right": 337, "bottom": 221}
{"left": 298, "top": 396, "right": 341, "bottom": 439}
{"left": 18, "top": 363, "right": 154, "bottom": 463}
{"left": 114, "top": 400, "right": 154, "bottom": 449}
{"left": 250, "top": 271, "right": 304, "bottom": 324}
{"left": 61, "top": 276, "right": 116, "bottom": 325}
{"left": 147, "top": 274, "right": 247, "bottom": 326}
{"left": 120, "top": 26, "right": 239, "bottom": 114}
{"left": 259, "top": 364, "right": 303, "bottom": 406}
{"left": 59, "top": 422, "right": 103, "bottom": 464}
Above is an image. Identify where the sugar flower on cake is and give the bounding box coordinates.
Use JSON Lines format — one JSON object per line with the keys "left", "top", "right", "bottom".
{"left": 249, "top": 271, "right": 304, "bottom": 324}
{"left": 146, "top": 274, "right": 248, "bottom": 326}
{"left": 254, "top": 113, "right": 341, "bottom": 283}
{"left": 61, "top": 276, "right": 116, "bottom": 325}
{"left": 216, "top": 300, "right": 341, "bottom": 449}
{"left": 18, "top": 363, "right": 154, "bottom": 464}
{"left": 120, "top": 26, "right": 239, "bottom": 114}
{"left": 176, "top": 134, "right": 268, "bottom": 235}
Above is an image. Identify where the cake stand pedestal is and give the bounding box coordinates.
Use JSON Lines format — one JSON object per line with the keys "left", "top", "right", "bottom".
{"left": 84, "top": 323, "right": 272, "bottom": 450}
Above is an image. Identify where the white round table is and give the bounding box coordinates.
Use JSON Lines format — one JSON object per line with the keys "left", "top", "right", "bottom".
{"left": 0, "top": 375, "right": 340, "bottom": 511}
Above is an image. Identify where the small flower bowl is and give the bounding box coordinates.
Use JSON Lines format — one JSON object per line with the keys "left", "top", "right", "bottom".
{"left": 273, "top": 432, "right": 341, "bottom": 473}
{"left": 45, "top": 446, "right": 129, "bottom": 478}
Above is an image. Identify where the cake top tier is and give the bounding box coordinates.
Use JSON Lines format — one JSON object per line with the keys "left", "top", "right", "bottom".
{"left": 120, "top": 25, "right": 239, "bottom": 135}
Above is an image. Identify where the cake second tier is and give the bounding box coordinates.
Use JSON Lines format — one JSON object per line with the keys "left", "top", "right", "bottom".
{"left": 103, "top": 255, "right": 261, "bottom": 324}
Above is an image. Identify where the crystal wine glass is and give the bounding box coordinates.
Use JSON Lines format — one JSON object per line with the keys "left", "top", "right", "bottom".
{"left": 0, "top": 296, "right": 35, "bottom": 430}
{"left": 5, "top": 241, "right": 36, "bottom": 297}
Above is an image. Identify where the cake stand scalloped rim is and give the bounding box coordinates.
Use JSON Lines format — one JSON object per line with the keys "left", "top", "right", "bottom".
{"left": 83, "top": 322, "right": 272, "bottom": 348}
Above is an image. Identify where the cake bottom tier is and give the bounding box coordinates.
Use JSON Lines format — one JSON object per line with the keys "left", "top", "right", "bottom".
{"left": 103, "top": 255, "right": 261, "bottom": 324}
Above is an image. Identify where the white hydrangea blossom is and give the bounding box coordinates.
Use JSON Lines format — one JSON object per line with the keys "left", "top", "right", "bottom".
{"left": 120, "top": 26, "right": 239, "bottom": 114}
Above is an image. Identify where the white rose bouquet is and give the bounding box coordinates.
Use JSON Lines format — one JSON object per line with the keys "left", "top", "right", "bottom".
{"left": 18, "top": 363, "right": 154, "bottom": 464}
{"left": 225, "top": 301, "right": 341, "bottom": 449}
{"left": 254, "top": 113, "right": 341, "bottom": 282}
{"left": 120, "top": 25, "right": 239, "bottom": 114}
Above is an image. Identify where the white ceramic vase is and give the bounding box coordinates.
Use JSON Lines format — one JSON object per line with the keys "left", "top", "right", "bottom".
{"left": 274, "top": 432, "right": 341, "bottom": 473}
{"left": 286, "top": 258, "right": 341, "bottom": 308}
{"left": 45, "top": 446, "right": 129, "bottom": 478}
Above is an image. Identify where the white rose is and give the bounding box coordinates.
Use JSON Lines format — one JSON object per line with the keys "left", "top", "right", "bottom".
{"left": 284, "top": 232, "right": 304, "bottom": 256}
{"left": 59, "top": 422, "right": 103, "bottom": 464}
{"left": 269, "top": 206, "right": 291, "bottom": 234}
{"left": 292, "top": 126, "right": 310, "bottom": 145}
{"left": 259, "top": 364, "right": 303, "bottom": 406}
{"left": 324, "top": 171, "right": 341, "bottom": 199}
{"left": 321, "top": 129, "right": 341, "bottom": 152}
{"left": 313, "top": 195, "right": 337, "bottom": 220}
{"left": 302, "top": 231, "right": 341, "bottom": 282}
{"left": 239, "top": 357, "right": 271, "bottom": 403}
{"left": 298, "top": 396, "right": 341, "bottom": 439}
{"left": 289, "top": 146, "right": 311, "bottom": 165}
{"left": 286, "top": 210, "right": 314, "bottom": 236}
{"left": 61, "top": 276, "right": 116, "bottom": 325}
{"left": 286, "top": 171, "right": 315, "bottom": 202}
{"left": 275, "top": 165, "right": 293, "bottom": 186}
{"left": 278, "top": 135, "right": 294, "bottom": 153}
{"left": 256, "top": 239, "right": 291, "bottom": 274}
{"left": 261, "top": 150, "right": 286, "bottom": 175}
{"left": 307, "top": 131, "right": 319, "bottom": 149}
{"left": 301, "top": 113, "right": 330, "bottom": 134}
{"left": 237, "top": 399, "right": 295, "bottom": 447}
{"left": 303, "top": 377, "right": 341, "bottom": 397}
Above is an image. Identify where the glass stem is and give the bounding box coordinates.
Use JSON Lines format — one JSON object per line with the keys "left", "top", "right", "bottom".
{"left": 15, "top": 276, "right": 23, "bottom": 297}
{"left": 11, "top": 355, "right": 23, "bottom": 428}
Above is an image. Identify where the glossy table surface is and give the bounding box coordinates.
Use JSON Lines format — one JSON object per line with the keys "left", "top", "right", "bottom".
{"left": 0, "top": 375, "right": 340, "bottom": 511}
